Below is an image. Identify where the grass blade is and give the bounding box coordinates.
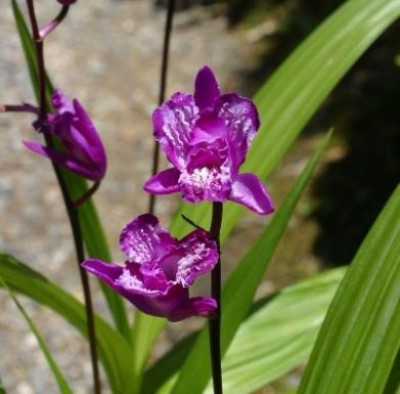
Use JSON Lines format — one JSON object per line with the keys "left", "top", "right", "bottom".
{"left": 1, "top": 278, "right": 73, "bottom": 394}
{"left": 299, "top": 185, "right": 400, "bottom": 394}
{"left": 0, "top": 253, "right": 136, "bottom": 393}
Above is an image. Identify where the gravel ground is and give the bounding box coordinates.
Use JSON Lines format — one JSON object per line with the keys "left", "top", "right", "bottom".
{"left": 0, "top": 1, "right": 245, "bottom": 392}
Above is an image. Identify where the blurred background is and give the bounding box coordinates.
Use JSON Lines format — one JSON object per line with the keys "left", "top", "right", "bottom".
{"left": 0, "top": 0, "right": 399, "bottom": 392}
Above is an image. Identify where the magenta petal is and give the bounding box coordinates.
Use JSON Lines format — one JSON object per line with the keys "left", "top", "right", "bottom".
{"left": 82, "top": 259, "right": 175, "bottom": 317}
{"left": 119, "top": 214, "right": 177, "bottom": 264}
{"left": 175, "top": 229, "right": 218, "bottom": 287}
{"left": 194, "top": 66, "right": 221, "bottom": 111}
{"left": 116, "top": 263, "right": 169, "bottom": 297}
{"left": 153, "top": 92, "right": 199, "bottom": 169}
{"left": 82, "top": 259, "right": 123, "bottom": 287}
{"left": 230, "top": 173, "right": 274, "bottom": 215}
{"left": 120, "top": 280, "right": 188, "bottom": 319}
{"left": 72, "top": 99, "right": 107, "bottom": 171}
{"left": 51, "top": 90, "right": 74, "bottom": 113}
{"left": 23, "top": 140, "right": 101, "bottom": 181}
{"left": 215, "top": 93, "right": 260, "bottom": 167}
{"left": 143, "top": 168, "right": 180, "bottom": 195}
{"left": 169, "top": 297, "right": 217, "bottom": 322}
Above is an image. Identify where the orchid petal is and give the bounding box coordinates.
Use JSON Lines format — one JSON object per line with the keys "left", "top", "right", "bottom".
{"left": 175, "top": 229, "right": 218, "bottom": 287}
{"left": 81, "top": 259, "right": 123, "bottom": 287}
{"left": 71, "top": 99, "right": 107, "bottom": 176}
{"left": 126, "top": 285, "right": 190, "bottom": 320}
{"left": 169, "top": 297, "right": 217, "bottom": 322}
{"left": 194, "top": 66, "right": 221, "bottom": 111}
{"left": 51, "top": 90, "right": 74, "bottom": 113}
{"left": 230, "top": 173, "right": 274, "bottom": 215}
{"left": 23, "top": 140, "right": 103, "bottom": 181}
{"left": 179, "top": 164, "right": 233, "bottom": 203}
{"left": 215, "top": 93, "right": 260, "bottom": 167}
{"left": 116, "top": 263, "right": 169, "bottom": 297}
{"left": 191, "top": 111, "right": 226, "bottom": 145}
{"left": 185, "top": 139, "right": 229, "bottom": 172}
{"left": 143, "top": 167, "right": 180, "bottom": 195}
{"left": 119, "top": 214, "right": 177, "bottom": 264}
{"left": 73, "top": 99, "right": 106, "bottom": 152}
{"left": 153, "top": 92, "right": 199, "bottom": 169}
{"left": 82, "top": 259, "right": 176, "bottom": 316}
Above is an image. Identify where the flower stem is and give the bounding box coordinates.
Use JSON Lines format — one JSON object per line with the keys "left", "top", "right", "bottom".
{"left": 40, "top": 6, "right": 69, "bottom": 39}
{"left": 73, "top": 180, "right": 101, "bottom": 208}
{"left": 0, "top": 103, "right": 39, "bottom": 114}
{"left": 25, "top": 1, "right": 101, "bottom": 393}
{"left": 209, "top": 202, "right": 223, "bottom": 394}
{"left": 148, "top": 0, "right": 176, "bottom": 214}
{"left": 181, "top": 214, "right": 206, "bottom": 231}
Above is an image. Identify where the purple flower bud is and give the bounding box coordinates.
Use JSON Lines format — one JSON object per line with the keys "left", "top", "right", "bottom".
{"left": 82, "top": 214, "right": 218, "bottom": 321}
{"left": 144, "top": 66, "right": 274, "bottom": 215}
{"left": 24, "top": 90, "right": 107, "bottom": 181}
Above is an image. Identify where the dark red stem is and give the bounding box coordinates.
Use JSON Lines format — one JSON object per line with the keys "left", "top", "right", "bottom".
{"left": 25, "top": 1, "right": 101, "bottom": 393}
{"left": 209, "top": 202, "right": 223, "bottom": 394}
{"left": 73, "top": 180, "right": 101, "bottom": 208}
{"left": 40, "top": 6, "right": 69, "bottom": 39}
{"left": 0, "top": 103, "right": 39, "bottom": 114}
{"left": 148, "top": 0, "right": 176, "bottom": 214}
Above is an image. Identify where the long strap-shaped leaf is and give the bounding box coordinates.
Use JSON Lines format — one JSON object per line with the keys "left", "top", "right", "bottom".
{"left": 168, "top": 132, "right": 331, "bottom": 394}
{"left": 298, "top": 185, "right": 400, "bottom": 394}
{"left": 0, "top": 253, "right": 136, "bottom": 394}
{"left": 11, "top": 0, "right": 129, "bottom": 338}
{"left": 170, "top": 0, "right": 400, "bottom": 242}
{"left": 143, "top": 268, "right": 345, "bottom": 394}
{"left": 1, "top": 278, "right": 73, "bottom": 394}
{"left": 207, "top": 268, "right": 346, "bottom": 393}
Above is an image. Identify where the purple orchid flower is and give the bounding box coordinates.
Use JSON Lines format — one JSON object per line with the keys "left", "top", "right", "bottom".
{"left": 144, "top": 66, "right": 274, "bottom": 215}
{"left": 82, "top": 214, "right": 218, "bottom": 322}
{"left": 24, "top": 90, "right": 106, "bottom": 181}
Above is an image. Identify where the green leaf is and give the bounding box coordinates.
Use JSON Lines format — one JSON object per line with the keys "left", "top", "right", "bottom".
{"left": 130, "top": 312, "right": 165, "bottom": 383}
{"left": 206, "top": 268, "right": 345, "bottom": 394}
{"left": 383, "top": 350, "right": 400, "bottom": 394}
{"left": 143, "top": 332, "right": 196, "bottom": 393}
{"left": 0, "top": 278, "right": 73, "bottom": 394}
{"left": 299, "top": 185, "right": 400, "bottom": 394}
{"left": 144, "top": 268, "right": 345, "bottom": 394}
{"left": 170, "top": 0, "right": 400, "bottom": 243}
{"left": 11, "top": 0, "right": 130, "bottom": 338}
{"left": 0, "top": 253, "right": 136, "bottom": 394}
{"left": 11, "top": 0, "right": 38, "bottom": 100}
{"left": 0, "top": 378, "right": 6, "bottom": 394}
{"left": 169, "top": 132, "right": 331, "bottom": 394}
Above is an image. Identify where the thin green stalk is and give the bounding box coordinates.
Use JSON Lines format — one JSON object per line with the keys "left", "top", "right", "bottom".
{"left": 25, "top": 1, "right": 101, "bottom": 392}
{"left": 209, "top": 202, "right": 223, "bottom": 394}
